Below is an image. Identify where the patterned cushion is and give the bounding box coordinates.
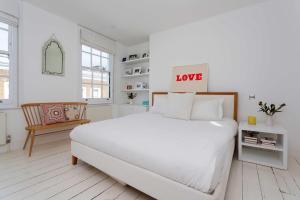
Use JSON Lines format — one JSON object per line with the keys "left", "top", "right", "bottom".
{"left": 40, "top": 104, "right": 66, "bottom": 125}
{"left": 64, "top": 106, "right": 80, "bottom": 121}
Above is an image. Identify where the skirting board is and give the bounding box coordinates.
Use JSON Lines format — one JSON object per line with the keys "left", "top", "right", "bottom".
{"left": 71, "top": 139, "right": 235, "bottom": 200}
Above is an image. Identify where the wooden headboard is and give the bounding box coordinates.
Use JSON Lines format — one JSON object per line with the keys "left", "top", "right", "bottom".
{"left": 152, "top": 92, "right": 238, "bottom": 121}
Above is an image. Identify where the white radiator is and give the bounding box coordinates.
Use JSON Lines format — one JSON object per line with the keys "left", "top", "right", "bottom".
{"left": 0, "top": 112, "right": 6, "bottom": 145}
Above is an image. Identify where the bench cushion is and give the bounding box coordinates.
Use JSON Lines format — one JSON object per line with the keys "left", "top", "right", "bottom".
{"left": 64, "top": 106, "right": 81, "bottom": 121}
{"left": 41, "top": 104, "right": 66, "bottom": 125}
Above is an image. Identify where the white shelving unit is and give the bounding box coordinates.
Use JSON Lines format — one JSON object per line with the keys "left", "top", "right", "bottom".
{"left": 120, "top": 57, "right": 149, "bottom": 65}
{"left": 238, "top": 121, "right": 287, "bottom": 169}
{"left": 120, "top": 55, "right": 150, "bottom": 106}
{"left": 122, "top": 73, "right": 149, "bottom": 78}
{"left": 122, "top": 89, "right": 149, "bottom": 92}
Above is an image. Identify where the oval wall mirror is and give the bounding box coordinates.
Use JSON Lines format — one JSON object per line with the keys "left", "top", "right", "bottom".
{"left": 42, "top": 36, "right": 64, "bottom": 76}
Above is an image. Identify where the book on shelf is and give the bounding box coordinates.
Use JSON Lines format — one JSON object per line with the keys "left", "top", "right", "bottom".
{"left": 244, "top": 139, "right": 258, "bottom": 144}
{"left": 260, "top": 137, "right": 277, "bottom": 146}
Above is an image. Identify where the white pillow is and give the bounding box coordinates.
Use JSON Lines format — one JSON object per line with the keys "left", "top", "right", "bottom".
{"left": 191, "top": 99, "right": 224, "bottom": 120}
{"left": 164, "top": 93, "right": 194, "bottom": 120}
{"left": 150, "top": 95, "right": 167, "bottom": 114}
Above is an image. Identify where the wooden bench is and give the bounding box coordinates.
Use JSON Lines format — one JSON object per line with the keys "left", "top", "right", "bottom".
{"left": 21, "top": 102, "right": 90, "bottom": 156}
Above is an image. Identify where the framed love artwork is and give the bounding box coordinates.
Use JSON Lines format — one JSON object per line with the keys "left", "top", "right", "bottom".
{"left": 171, "top": 63, "right": 208, "bottom": 92}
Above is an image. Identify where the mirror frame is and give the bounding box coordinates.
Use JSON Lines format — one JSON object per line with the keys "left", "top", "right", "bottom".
{"left": 42, "top": 37, "right": 65, "bottom": 76}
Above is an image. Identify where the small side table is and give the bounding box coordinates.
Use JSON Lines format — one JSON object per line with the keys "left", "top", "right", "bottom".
{"left": 238, "top": 121, "right": 287, "bottom": 169}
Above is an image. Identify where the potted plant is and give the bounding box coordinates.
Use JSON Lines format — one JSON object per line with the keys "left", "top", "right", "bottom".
{"left": 258, "top": 101, "right": 286, "bottom": 126}
{"left": 127, "top": 93, "right": 137, "bottom": 105}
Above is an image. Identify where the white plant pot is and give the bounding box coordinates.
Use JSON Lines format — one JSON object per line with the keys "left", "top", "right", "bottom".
{"left": 128, "top": 99, "right": 134, "bottom": 105}
{"left": 266, "top": 115, "right": 274, "bottom": 126}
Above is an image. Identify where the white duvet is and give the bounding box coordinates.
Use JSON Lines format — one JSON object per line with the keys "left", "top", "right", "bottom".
{"left": 70, "top": 113, "right": 237, "bottom": 193}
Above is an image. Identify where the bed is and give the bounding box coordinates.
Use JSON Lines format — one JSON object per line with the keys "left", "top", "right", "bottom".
{"left": 70, "top": 92, "right": 238, "bottom": 200}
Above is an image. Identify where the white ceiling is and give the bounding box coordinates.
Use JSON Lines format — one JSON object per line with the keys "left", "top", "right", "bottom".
{"left": 23, "top": 0, "right": 267, "bottom": 46}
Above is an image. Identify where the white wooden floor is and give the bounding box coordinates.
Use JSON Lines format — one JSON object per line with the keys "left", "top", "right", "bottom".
{"left": 0, "top": 140, "right": 300, "bottom": 200}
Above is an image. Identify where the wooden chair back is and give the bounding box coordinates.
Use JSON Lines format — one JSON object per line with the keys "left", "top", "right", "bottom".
{"left": 21, "top": 102, "right": 88, "bottom": 127}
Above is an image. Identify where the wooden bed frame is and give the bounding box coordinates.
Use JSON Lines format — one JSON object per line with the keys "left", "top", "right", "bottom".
{"left": 71, "top": 92, "right": 238, "bottom": 200}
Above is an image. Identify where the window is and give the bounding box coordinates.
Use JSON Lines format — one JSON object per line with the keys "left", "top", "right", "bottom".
{"left": 0, "top": 20, "right": 17, "bottom": 108}
{"left": 81, "top": 44, "right": 113, "bottom": 104}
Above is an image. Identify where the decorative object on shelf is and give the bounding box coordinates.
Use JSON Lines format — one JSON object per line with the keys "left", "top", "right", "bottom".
{"left": 127, "top": 93, "right": 137, "bottom": 105}
{"left": 140, "top": 67, "right": 149, "bottom": 74}
{"left": 124, "top": 68, "right": 133, "bottom": 76}
{"left": 135, "top": 82, "right": 147, "bottom": 89}
{"left": 248, "top": 115, "right": 257, "bottom": 125}
{"left": 142, "top": 53, "right": 149, "bottom": 58}
{"left": 260, "top": 137, "right": 277, "bottom": 147}
{"left": 42, "top": 34, "right": 64, "bottom": 76}
{"left": 122, "top": 57, "right": 127, "bottom": 62}
{"left": 133, "top": 67, "right": 142, "bottom": 75}
{"left": 126, "top": 85, "right": 133, "bottom": 90}
{"left": 129, "top": 54, "right": 138, "bottom": 60}
{"left": 258, "top": 101, "right": 286, "bottom": 126}
{"left": 142, "top": 100, "right": 149, "bottom": 107}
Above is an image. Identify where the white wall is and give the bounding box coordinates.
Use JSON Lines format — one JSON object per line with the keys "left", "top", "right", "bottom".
{"left": 114, "top": 42, "right": 128, "bottom": 105}
{"left": 0, "top": 0, "right": 19, "bottom": 17}
{"left": 150, "top": 0, "right": 300, "bottom": 154}
{"left": 0, "top": 2, "right": 113, "bottom": 152}
{"left": 19, "top": 2, "right": 81, "bottom": 102}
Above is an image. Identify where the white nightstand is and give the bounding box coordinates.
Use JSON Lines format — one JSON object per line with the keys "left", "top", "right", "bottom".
{"left": 238, "top": 121, "right": 287, "bottom": 169}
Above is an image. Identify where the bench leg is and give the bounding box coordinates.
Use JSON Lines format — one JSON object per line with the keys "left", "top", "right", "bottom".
{"left": 72, "top": 155, "right": 78, "bottom": 165}
{"left": 23, "top": 130, "right": 31, "bottom": 150}
{"left": 28, "top": 131, "right": 35, "bottom": 157}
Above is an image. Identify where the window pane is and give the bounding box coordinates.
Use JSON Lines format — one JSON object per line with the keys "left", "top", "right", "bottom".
{"left": 0, "top": 67, "right": 9, "bottom": 77}
{"left": 0, "top": 29, "right": 8, "bottom": 51}
{"left": 93, "top": 85, "right": 101, "bottom": 98}
{"left": 0, "top": 54, "right": 9, "bottom": 70}
{"left": 82, "top": 69, "right": 92, "bottom": 98}
{"left": 101, "top": 57, "right": 109, "bottom": 71}
{"left": 82, "top": 69, "right": 92, "bottom": 85}
{"left": 92, "top": 55, "right": 100, "bottom": 69}
{"left": 92, "top": 48, "right": 100, "bottom": 56}
{"left": 103, "top": 85, "right": 110, "bottom": 99}
{"left": 0, "top": 76, "right": 9, "bottom": 99}
{"left": 93, "top": 71, "right": 102, "bottom": 85}
{"left": 0, "top": 22, "right": 8, "bottom": 30}
{"left": 82, "top": 52, "right": 91, "bottom": 67}
{"left": 102, "top": 52, "right": 109, "bottom": 58}
{"left": 82, "top": 45, "right": 91, "bottom": 53}
{"left": 102, "top": 72, "right": 110, "bottom": 85}
{"left": 82, "top": 85, "right": 92, "bottom": 99}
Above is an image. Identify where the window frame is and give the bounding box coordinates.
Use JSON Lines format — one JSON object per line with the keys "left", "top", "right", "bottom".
{"left": 80, "top": 42, "right": 113, "bottom": 105}
{"left": 0, "top": 20, "right": 18, "bottom": 109}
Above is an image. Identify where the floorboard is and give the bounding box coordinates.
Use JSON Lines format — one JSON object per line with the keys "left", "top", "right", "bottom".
{"left": 225, "top": 160, "right": 243, "bottom": 200}
{"left": 242, "top": 162, "right": 263, "bottom": 200}
{"left": 1, "top": 139, "right": 300, "bottom": 200}
{"left": 257, "top": 165, "right": 283, "bottom": 200}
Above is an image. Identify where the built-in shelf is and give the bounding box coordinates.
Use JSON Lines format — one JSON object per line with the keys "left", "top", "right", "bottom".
{"left": 241, "top": 147, "right": 284, "bottom": 169}
{"left": 241, "top": 142, "right": 283, "bottom": 152}
{"left": 122, "top": 73, "right": 149, "bottom": 78}
{"left": 122, "top": 89, "right": 149, "bottom": 92}
{"left": 121, "top": 57, "right": 149, "bottom": 65}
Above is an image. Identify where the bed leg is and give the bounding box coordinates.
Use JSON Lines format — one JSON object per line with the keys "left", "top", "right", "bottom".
{"left": 72, "top": 155, "right": 78, "bottom": 165}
